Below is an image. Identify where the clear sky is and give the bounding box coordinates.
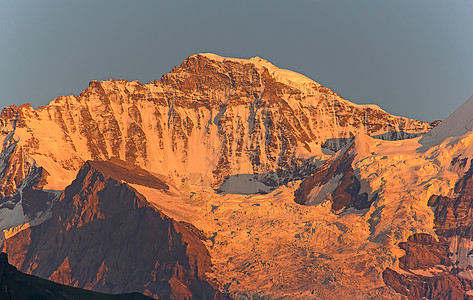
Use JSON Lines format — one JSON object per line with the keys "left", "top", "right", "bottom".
{"left": 1, "top": 0, "right": 472, "bottom": 121}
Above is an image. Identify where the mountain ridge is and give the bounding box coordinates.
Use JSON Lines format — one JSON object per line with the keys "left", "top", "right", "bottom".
{"left": 0, "top": 54, "right": 435, "bottom": 191}
{"left": 0, "top": 53, "right": 453, "bottom": 299}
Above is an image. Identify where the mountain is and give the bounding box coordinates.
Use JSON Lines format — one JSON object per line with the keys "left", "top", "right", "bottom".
{"left": 0, "top": 53, "right": 434, "bottom": 194}
{"left": 0, "top": 252, "right": 153, "bottom": 300}
{"left": 0, "top": 53, "right": 434, "bottom": 234}
{"left": 295, "top": 94, "right": 473, "bottom": 298}
{"left": 0, "top": 53, "right": 447, "bottom": 299}
{"left": 1, "top": 159, "right": 223, "bottom": 299}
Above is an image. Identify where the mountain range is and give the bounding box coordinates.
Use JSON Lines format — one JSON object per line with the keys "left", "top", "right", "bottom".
{"left": 1, "top": 53, "right": 471, "bottom": 299}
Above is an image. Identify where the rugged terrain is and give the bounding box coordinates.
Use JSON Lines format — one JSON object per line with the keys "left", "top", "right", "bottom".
{"left": 0, "top": 53, "right": 434, "bottom": 236}
{"left": 1, "top": 159, "right": 222, "bottom": 299}
{"left": 1, "top": 53, "right": 466, "bottom": 299}
{"left": 296, "top": 95, "right": 473, "bottom": 298}
{"left": 0, "top": 53, "right": 433, "bottom": 193}
{"left": 0, "top": 252, "right": 152, "bottom": 300}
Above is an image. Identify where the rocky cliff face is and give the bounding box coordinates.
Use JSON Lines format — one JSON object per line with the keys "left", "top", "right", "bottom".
{"left": 382, "top": 159, "right": 473, "bottom": 299}
{"left": 0, "top": 114, "right": 58, "bottom": 239}
{"left": 382, "top": 233, "right": 473, "bottom": 300}
{"left": 1, "top": 160, "right": 222, "bottom": 299}
{"left": 294, "top": 133, "right": 378, "bottom": 211}
{"left": 293, "top": 95, "right": 473, "bottom": 298}
{"left": 0, "top": 54, "right": 433, "bottom": 196}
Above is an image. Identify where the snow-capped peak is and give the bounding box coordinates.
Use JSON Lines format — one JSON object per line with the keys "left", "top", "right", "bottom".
{"left": 424, "top": 95, "right": 473, "bottom": 143}
{"left": 351, "top": 133, "right": 375, "bottom": 163}
{"left": 196, "top": 53, "right": 322, "bottom": 90}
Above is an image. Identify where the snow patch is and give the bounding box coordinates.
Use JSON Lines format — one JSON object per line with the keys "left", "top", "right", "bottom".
{"left": 351, "top": 133, "right": 375, "bottom": 163}
{"left": 129, "top": 183, "right": 199, "bottom": 223}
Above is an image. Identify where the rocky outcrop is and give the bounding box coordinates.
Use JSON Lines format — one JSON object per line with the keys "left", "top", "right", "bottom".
{"left": 1, "top": 160, "right": 223, "bottom": 299}
{"left": 382, "top": 233, "right": 473, "bottom": 300}
{"left": 383, "top": 158, "right": 473, "bottom": 299}
{"left": 294, "top": 135, "right": 377, "bottom": 211}
{"left": 397, "top": 233, "right": 451, "bottom": 271}
{"left": 383, "top": 267, "right": 470, "bottom": 300}
{"left": 426, "top": 159, "right": 473, "bottom": 279}
{"left": 428, "top": 159, "right": 473, "bottom": 239}
{"left": 0, "top": 54, "right": 435, "bottom": 194}
{"left": 0, "top": 252, "right": 153, "bottom": 300}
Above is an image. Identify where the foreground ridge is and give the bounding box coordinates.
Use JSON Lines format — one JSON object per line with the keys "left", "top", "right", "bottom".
{"left": 0, "top": 252, "right": 152, "bottom": 300}
{"left": 1, "top": 159, "right": 224, "bottom": 299}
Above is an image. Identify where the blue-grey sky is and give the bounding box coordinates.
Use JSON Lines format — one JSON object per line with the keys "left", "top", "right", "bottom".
{"left": 1, "top": 0, "right": 472, "bottom": 121}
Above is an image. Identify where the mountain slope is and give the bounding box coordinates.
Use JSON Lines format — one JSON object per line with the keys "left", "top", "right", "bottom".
{"left": 295, "top": 94, "right": 473, "bottom": 298}
{"left": 423, "top": 95, "right": 473, "bottom": 143}
{"left": 1, "top": 159, "right": 223, "bottom": 299}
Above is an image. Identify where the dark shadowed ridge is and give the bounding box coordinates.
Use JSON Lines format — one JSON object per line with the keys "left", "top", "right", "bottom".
{"left": 0, "top": 252, "right": 152, "bottom": 300}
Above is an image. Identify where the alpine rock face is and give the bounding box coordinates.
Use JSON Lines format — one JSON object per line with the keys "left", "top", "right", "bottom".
{"left": 0, "top": 53, "right": 448, "bottom": 299}
{"left": 296, "top": 95, "right": 473, "bottom": 298}
{"left": 0, "top": 54, "right": 434, "bottom": 192}
{"left": 0, "top": 54, "right": 434, "bottom": 229}
{"left": 2, "top": 159, "right": 223, "bottom": 299}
